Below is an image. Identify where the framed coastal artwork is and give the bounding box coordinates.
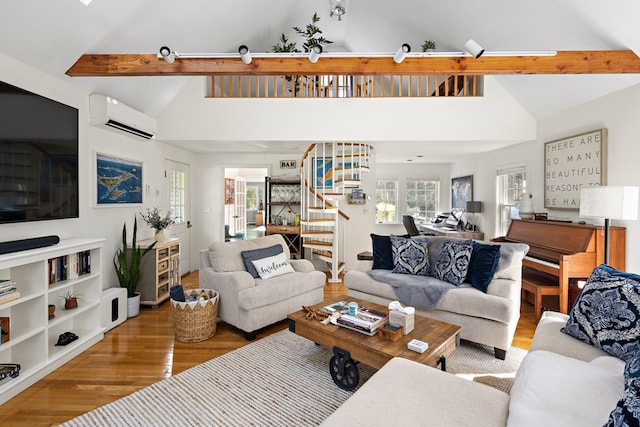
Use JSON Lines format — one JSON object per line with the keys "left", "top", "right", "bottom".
{"left": 95, "top": 152, "right": 143, "bottom": 206}
{"left": 451, "top": 175, "right": 473, "bottom": 210}
{"left": 544, "top": 128, "right": 607, "bottom": 209}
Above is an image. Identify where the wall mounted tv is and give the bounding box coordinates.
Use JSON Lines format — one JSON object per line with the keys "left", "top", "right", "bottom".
{"left": 0, "top": 80, "right": 79, "bottom": 224}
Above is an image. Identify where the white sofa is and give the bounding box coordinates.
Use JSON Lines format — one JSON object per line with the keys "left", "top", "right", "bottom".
{"left": 345, "top": 236, "right": 529, "bottom": 359}
{"left": 199, "top": 234, "right": 326, "bottom": 339}
{"left": 322, "top": 311, "right": 625, "bottom": 427}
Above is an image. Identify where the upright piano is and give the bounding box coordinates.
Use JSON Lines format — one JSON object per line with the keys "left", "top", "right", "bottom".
{"left": 495, "top": 219, "right": 626, "bottom": 320}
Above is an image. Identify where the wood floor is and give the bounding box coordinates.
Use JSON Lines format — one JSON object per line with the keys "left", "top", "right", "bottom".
{"left": 1, "top": 271, "right": 537, "bottom": 427}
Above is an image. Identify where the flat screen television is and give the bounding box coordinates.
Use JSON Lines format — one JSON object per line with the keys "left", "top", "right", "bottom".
{"left": 0, "top": 81, "right": 79, "bottom": 224}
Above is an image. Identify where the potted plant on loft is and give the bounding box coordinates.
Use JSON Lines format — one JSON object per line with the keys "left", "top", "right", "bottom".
{"left": 140, "top": 206, "right": 175, "bottom": 242}
{"left": 421, "top": 40, "right": 437, "bottom": 52}
{"left": 114, "top": 217, "right": 156, "bottom": 317}
{"left": 272, "top": 12, "right": 333, "bottom": 96}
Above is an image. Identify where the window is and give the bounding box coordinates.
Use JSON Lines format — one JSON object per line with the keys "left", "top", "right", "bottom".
{"left": 376, "top": 179, "right": 398, "bottom": 223}
{"left": 169, "top": 169, "right": 186, "bottom": 223}
{"left": 496, "top": 166, "right": 527, "bottom": 236}
{"left": 406, "top": 179, "right": 439, "bottom": 221}
{"left": 246, "top": 185, "right": 259, "bottom": 210}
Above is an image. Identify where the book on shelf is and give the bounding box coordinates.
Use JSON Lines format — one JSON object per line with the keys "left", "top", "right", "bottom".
{"left": 47, "top": 250, "right": 92, "bottom": 285}
{"left": 0, "top": 286, "right": 17, "bottom": 297}
{"left": 0, "top": 279, "right": 16, "bottom": 290}
{"left": 0, "top": 291, "right": 20, "bottom": 305}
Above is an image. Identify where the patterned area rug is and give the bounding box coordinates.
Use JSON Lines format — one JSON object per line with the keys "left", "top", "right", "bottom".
{"left": 61, "top": 330, "right": 526, "bottom": 426}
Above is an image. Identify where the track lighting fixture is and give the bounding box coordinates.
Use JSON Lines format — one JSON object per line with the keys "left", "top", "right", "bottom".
{"left": 158, "top": 46, "right": 177, "bottom": 64}
{"left": 308, "top": 45, "right": 323, "bottom": 63}
{"left": 464, "top": 39, "right": 484, "bottom": 59}
{"left": 329, "top": 0, "right": 346, "bottom": 21}
{"left": 393, "top": 44, "right": 411, "bottom": 63}
{"left": 238, "top": 45, "right": 252, "bottom": 64}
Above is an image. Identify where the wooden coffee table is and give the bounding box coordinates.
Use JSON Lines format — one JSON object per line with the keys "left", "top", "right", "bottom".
{"left": 287, "top": 297, "right": 461, "bottom": 390}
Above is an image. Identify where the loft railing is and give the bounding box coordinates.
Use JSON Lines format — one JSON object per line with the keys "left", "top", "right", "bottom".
{"left": 209, "top": 74, "right": 483, "bottom": 98}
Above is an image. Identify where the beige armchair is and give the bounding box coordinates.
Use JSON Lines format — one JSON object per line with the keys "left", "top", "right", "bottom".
{"left": 199, "top": 234, "right": 325, "bottom": 340}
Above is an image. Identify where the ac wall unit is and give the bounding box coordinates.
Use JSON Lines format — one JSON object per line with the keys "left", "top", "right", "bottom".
{"left": 89, "top": 93, "right": 157, "bottom": 140}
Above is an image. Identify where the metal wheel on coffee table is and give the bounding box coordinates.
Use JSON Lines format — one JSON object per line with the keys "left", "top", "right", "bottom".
{"left": 329, "top": 347, "right": 359, "bottom": 390}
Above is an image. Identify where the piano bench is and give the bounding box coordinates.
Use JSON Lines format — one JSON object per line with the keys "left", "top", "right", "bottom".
{"left": 522, "top": 272, "right": 561, "bottom": 323}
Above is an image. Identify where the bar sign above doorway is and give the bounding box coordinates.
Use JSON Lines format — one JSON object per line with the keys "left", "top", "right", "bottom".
{"left": 280, "top": 160, "right": 297, "bottom": 169}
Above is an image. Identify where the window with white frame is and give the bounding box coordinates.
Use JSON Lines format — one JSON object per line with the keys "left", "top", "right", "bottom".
{"left": 496, "top": 166, "right": 527, "bottom": 236}
{"left": 406, "top": 179, "right": 440, "bottom": 221}
{"left": 246, "top": 185, "right": 260, "bottom": 210}
{"left": 169, "top": 169, "right": 186, "bottom": 223}
{"left": 376, "top": 179, "right": 398, "bottom": 223}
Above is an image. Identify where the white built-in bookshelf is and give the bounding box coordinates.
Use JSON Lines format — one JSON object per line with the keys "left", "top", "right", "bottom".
{"left": 0, "top": 238, "right": 105, "bottom": 405}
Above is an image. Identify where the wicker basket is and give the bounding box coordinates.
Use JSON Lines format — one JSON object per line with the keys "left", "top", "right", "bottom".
{"left": 171, "top": 289, "right": 219, "bottom": 343}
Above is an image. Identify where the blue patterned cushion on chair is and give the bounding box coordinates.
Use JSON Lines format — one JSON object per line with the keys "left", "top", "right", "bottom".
{"left": 434, "top": 239, "right": 473, "bottom": 286}
{"left": 604, "top": 351, "right": 640, "bottom": 426}
{"left": 390, "top": 236, "right": 430, "bottom": 276}
{"left": 561, "top": 264, "right": 640, "bottom": 362}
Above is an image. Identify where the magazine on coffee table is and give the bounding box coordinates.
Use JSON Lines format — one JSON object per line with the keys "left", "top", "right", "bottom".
{"left": 323, "top": 301, "right": 388, "bottom": 334}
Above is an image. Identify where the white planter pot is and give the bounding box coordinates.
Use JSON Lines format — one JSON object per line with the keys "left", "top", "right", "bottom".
{"left": 154, "top": 229, "right": 167, "bottom": 242}
{"left": 127, "top": 292, "right": 141, "bottom": 318}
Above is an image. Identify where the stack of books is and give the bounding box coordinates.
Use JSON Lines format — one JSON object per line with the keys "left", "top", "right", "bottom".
{"left": 0, "top": 280, "right": 20, "bottom": 305}
{"left": 323, "top": 301, "right": 388, "bottom": 336}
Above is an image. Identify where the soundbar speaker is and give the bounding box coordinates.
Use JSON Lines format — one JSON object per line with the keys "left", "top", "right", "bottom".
{"left": 0, "top": 235, "right": 60, "bottom": 255}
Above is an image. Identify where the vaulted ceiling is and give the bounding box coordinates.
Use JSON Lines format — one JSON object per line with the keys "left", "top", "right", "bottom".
{"left": 1, "top": 0, "right": 639, "bottom": 162}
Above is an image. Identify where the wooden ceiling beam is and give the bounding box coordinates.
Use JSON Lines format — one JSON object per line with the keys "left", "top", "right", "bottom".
{"left": 66, "top": 50, "right": 640, "bottom": 77}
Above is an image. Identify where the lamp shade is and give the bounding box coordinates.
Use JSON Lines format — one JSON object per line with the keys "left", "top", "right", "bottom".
{"left": 466, "top": 201, "right": 482, "bottom": 213}
{"left": 580, "top": 186, "right": 639, "bottom": 220}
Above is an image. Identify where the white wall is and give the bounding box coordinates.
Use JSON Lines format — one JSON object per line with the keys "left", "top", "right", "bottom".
{"left": 453, "top": 83, "right": 640, "bottom": 273}
{"left": 0, "top": 53, "right": 196, "bottom": 288}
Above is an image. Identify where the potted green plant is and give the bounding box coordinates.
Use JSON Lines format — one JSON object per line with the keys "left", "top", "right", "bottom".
{"left": 421, "top": 40, "right": 437, "bottom": 52}
{"left": 272, "top": 12, "right": 333, "bottom": 96}
{"left": 60, "top": 289, "right": 80, "bottom": 310}
{"left": 113, "top": 217, "right": 156, "bottom": 317}
{"left": 140, "top": 206, "right": 175, "bottom": 242}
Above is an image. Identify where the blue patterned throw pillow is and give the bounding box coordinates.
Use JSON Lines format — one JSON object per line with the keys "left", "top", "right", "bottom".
{"left": 561, "top": 264, "right": 640, "bottom": 362}
{"left": 604, "top": 351, "right": 640, "bottom": 427}
{"left": 434, "top": 239, "right": 473, "bottom": 286}
{"left": 390, "top": 236, "right": 430, "bottom": 276}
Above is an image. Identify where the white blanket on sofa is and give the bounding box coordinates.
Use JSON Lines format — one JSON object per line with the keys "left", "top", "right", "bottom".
{"left": 367, "top": 269, "right": 455, "bottom": 310}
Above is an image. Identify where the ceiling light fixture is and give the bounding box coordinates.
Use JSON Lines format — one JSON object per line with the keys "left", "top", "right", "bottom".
{"left": 308, "top": 45, "right": 323, "bottom": 63}
{"left": 79, "top": 0, "right": 92, "bottom": 5}
{"left": 158, "top": 46, "right": 177, "bottom": 64}
{"left": 238, "top": 45, "right": 252, "bottom": 64}
{"left": 393, "top": 44, "right": 411, "bottom": 64}
{"left": 464, "top": 39, "right": 485, "bottom": 59}
{"left": 329, "top": 0, "right": 346, "bottom": 21}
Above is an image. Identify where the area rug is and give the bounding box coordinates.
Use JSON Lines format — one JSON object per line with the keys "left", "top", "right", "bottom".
{"left": 61, "top": 330, "right": 526, "bottom": 426}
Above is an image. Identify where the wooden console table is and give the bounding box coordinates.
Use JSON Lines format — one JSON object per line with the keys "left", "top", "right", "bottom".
{"left": 266, "top": 225, "right": 302, "bottom": 258}
{"left": 418, "top": 224, "right": 484, "bottom": 240}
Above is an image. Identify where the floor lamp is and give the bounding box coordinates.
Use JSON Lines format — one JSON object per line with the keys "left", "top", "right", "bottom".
{"left": 466, "top": 201, "right": 482, "bottom": 232}
{"left": 579, "top": 186, "right": 639, "bottom": 265}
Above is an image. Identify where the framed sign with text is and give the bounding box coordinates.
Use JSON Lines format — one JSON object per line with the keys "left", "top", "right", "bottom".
{"left": 544, "top": 128, "right": 607, "bottom": 209}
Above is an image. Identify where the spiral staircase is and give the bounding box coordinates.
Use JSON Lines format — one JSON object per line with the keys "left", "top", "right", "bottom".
{"left": 299, "top": 142, "right": 372, "bottom": 283}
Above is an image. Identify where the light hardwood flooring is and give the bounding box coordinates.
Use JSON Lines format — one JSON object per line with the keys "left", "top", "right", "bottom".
{"left": 1, "top": 271, "right": 536, "bottom": 427}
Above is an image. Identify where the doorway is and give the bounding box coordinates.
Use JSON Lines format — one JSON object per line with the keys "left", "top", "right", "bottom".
{"left": 224, "top": 167, "right": 269, "bottom": 240}
{"left": 165, "top": 159, "right": 191, "bottom": 274}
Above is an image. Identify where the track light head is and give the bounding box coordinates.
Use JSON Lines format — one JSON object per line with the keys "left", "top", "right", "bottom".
{"left": 308, "top": 45, "right": 323, "bottom": 63}
{"left": 393, "top": 43, "right": 411, "bottom": 63}
{"left": 159, "top": 46, "right": 177, "bottom": 64}
{"left": 238, "top": 45, "right": 252, "bottom": 64}
{"left": 464, "top": 39, "right": 484, "bottom": 59}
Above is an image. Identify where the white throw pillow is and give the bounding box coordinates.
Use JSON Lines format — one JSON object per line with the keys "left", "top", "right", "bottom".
{"left": 507, "top": 350, "right": 625, "bottom": 427}
{"left": 251, "top": 252, "right": 295, "bottom": 280}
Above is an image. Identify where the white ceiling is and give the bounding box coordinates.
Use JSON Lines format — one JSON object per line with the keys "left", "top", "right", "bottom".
{"left": 1, "top": 0, "right": 640, "bottom": 162}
